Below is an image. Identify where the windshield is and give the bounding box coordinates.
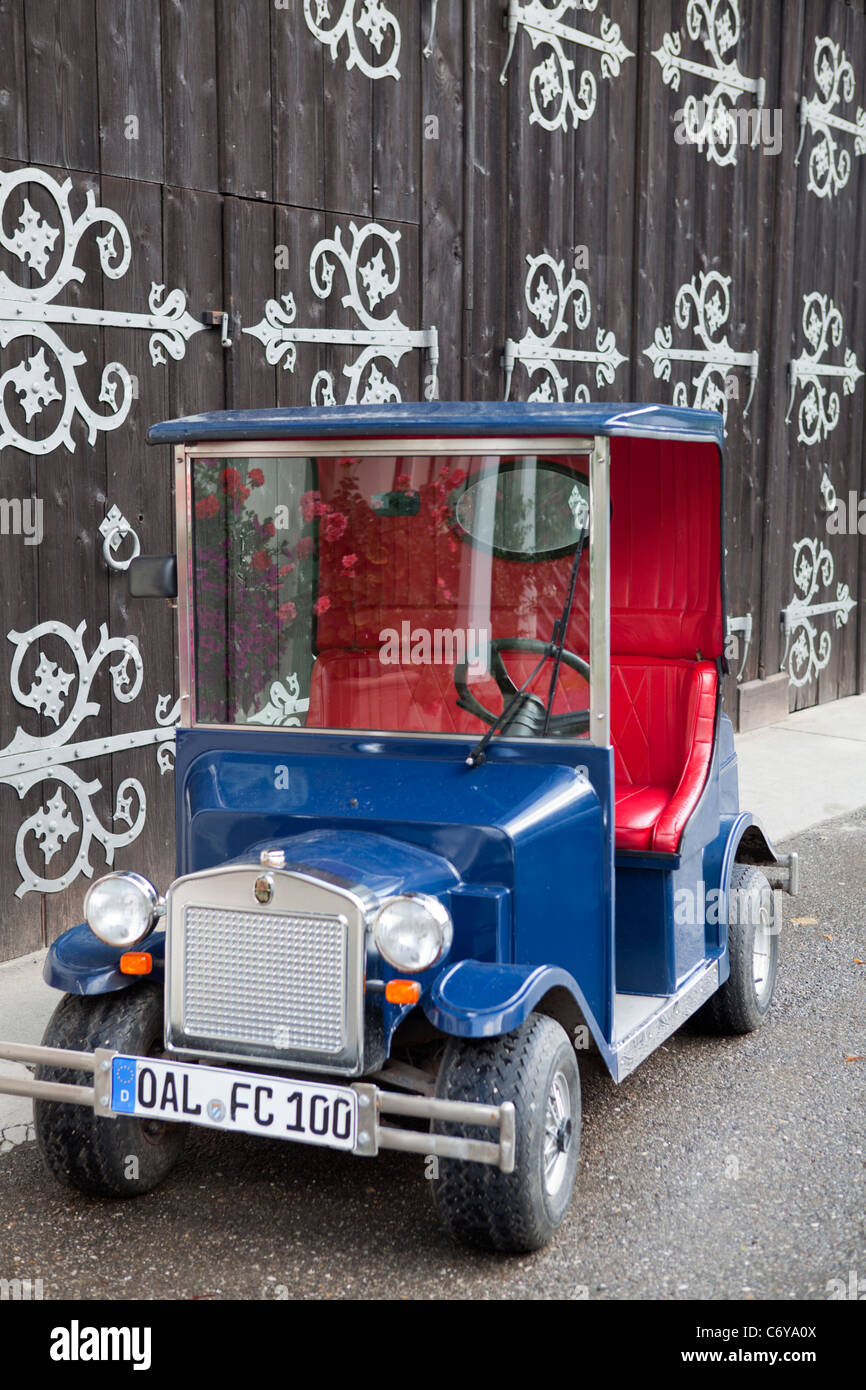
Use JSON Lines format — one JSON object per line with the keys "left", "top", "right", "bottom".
{"left": 189, "top": 452, "right": 591, "bottom": 735}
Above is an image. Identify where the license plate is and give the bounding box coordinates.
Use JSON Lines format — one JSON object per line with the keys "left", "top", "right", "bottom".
{"left": 110, "top": 1055, "right": 358, "bottom": 1151}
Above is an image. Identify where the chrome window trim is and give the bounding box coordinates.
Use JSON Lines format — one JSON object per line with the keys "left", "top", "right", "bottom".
{"left": 177, "top": 435, "right": 611, "bottom": 749}
{"left": 164, "top": 864, "right": 369, "bottom": 1076}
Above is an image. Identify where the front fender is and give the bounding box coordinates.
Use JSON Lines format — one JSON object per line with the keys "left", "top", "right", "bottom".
{"left": 425, "top": 960, "right": 587, "bottom": 1040}
{"left": 44, "top": 923, "right": 166, "bottom": 996}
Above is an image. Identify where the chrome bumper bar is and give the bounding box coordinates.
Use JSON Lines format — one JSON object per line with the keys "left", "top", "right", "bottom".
{"left": 0, "top": 1043, "right": 516, "bottom": 1174}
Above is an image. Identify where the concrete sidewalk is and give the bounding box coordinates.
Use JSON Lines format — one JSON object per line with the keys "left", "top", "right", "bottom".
{"left": 1, "top": 692, "right": 865, "bottom": 1147}
{"left": 736, "top": 692, "right": 866, "bottom": 842}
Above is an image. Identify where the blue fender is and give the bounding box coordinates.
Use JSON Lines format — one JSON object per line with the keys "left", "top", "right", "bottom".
{"left": 44, "top": 923, "right": 166, "bottom": 996}
{"left": 703, "top": 812, "right": 789, "bottom": 983}
{"left": 424, "top": 960, "right": 589, "bottom": 1040}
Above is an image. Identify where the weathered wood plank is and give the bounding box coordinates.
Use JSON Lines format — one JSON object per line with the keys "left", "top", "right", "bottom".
{"left": 223, "top": 195, "right": 277, "bottom": 409}
{"left": 0, "top": 0, "right": 28, "bottom": 162}
{"left": 373, "top": 0, "right": 420, "bottom": 225}
{"left": 271, "top": 0, "right": 325, "bottom": 210}
{"left": 419, "top": 0, "right": 463, "bottom": 402}
{"left": 216, "top": 0, "right": 273, "bottom": 200}
{"left": 25, "top": 0, "right": 99, "bottom": 172}
{"left": 100, "top": 174, "right": 175, "bottom": 900}
{"left": 96, "top": 0, "right": 164, "bottom": 183}
{"left": 162, "top": 0, "right": 219, "bottom": 192}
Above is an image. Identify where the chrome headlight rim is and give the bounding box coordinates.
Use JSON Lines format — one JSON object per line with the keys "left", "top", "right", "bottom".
{"left": 371, "top": 893, "right": 453, "bottom": 973}
{"left": 84, "top": 871, "right": 161, "bottom": 949}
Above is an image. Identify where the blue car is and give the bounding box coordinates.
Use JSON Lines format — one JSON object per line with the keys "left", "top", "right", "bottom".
{"left": 0, "top": 402, "right": 798, "bottom": 1252}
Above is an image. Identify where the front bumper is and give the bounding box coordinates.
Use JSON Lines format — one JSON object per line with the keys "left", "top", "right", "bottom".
{"left": 0, "top": 1040, "right": 516, "bottom": 1173}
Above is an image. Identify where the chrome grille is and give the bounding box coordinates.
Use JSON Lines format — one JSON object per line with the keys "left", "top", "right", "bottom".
{"left": 182, "top": 904, "right": 347, "bottom": 1055}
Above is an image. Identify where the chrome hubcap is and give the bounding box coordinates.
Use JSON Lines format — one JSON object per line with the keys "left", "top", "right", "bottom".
{"left": 543, "top": 1070, "right": 573, "bottom": 1196}
{"left": 752, "top": 902, "right": 774, "bottom": 1005}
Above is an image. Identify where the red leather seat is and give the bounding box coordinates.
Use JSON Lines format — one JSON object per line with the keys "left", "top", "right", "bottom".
{"left": 307, "top": 649, "right": 589, "bottom": 734}
{"left": 611, "top": 656, "right": 717, "bottom": 853}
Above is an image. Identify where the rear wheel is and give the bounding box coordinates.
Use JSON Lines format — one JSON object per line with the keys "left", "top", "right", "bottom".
{"left": 34, "top": 986, "right": 186, "bottom": 1198}
{"left": 699, "top": 864, "right": 779, "bottom": 1034}
{"left": 431, "top": 1013, "right": 580, "bottom": 1253}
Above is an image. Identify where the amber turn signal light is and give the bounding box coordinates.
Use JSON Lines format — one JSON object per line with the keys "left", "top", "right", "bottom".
{"left": 120, "top": 952, "right": 153, "bottom": 976}
{"left": 385, "top": 979, "right": 421, "bottom": 1005}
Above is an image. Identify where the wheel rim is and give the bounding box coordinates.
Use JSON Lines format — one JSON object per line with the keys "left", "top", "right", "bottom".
{"left": 752, "top": 902, "right": 775, "bottom": 1006}
{"left": 543, "top": 1069, "right": 574, "bottom": 1196}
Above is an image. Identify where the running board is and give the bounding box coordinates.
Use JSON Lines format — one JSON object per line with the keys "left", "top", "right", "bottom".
{"left": 611, "top": 962, "right": 720, "bottom": 1081}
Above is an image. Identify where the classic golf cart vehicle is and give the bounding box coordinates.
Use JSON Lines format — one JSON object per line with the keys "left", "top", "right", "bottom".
{"left": 0, "top": 402, "right": 798, "bottom": 1252}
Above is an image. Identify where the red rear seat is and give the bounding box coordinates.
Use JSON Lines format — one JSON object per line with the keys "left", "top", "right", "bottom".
{"left": 611, "top": 656, "right": 716, "bottom": 853}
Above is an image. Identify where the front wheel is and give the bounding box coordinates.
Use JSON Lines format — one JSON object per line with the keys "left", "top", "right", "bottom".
{"left": 431, "top": 1013, "right": 580, "bottom": 1252}
{"left": 34, "top": 985, "right": 186, "bottom": 1198}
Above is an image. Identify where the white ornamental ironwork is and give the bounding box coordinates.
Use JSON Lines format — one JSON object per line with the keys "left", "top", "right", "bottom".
{"left": 500, "top": 0, "right": 633, "bottom": 133}
{"left": 0, "top": 620, "right": 179, "bottom": 897}
{"left": 423, "top": 0, "right": 439, "bottom": 59}
{"left": 794, "top": 36, "right": 866, "bottom": 200}
{"left": 502, "top": 252, "right": 626, "bottom": 402}
{"left": 786, "top": 292, "right": 863, "bottom": 447}
{"left": 0, "top": 167, "right": 204, "bottom": 457}
{"left": 245, "top": 220, "right": 438, "bottom": 406}
{"left": 652, "top": 0, "right": 765, "bottom": 167}
{"left": 643, "top": 270, "right": 758, "bottom": 425}
{"left": 98, "top": 505, "right": 141, "bottom": 574}
{"left": 725, "top": 612, "right": 752, "bottom": 682}
{"left": 781, "top": 536, "right": 856, "bottom": 689}
{"left": 247, "top": 674, "right": 310, "bottom": 728}
{"left": 303, "top": 0, "right": 401, "bottom": 81}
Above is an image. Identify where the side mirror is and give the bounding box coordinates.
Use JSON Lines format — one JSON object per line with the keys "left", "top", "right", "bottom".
{"left": 128, "top": 555, "right": 178, "bottom": 598}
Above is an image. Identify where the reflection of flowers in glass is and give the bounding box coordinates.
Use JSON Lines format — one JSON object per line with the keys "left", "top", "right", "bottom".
{"left": 194, "top": 467, "right": 286, "bottom": 723}
{"left": 313, "top": 596, "right": 331, "bottom": 616}
{"left": 324, "top": 511, "right": 347, "bottom": 542}
{"left": 446, "top": 469, "right": 466, "bottom": 490}
{"left": 341, "top": 553, "right": 358, "bottom": 572}
{"left": 249, "top": 467, "right": 265, "bottom": 487}
{"left": 295, "top": 536, "right": 315, "bottom": 560}
{"left": 278, "top": 600, "right": 297, "bottom": 624}
{"left": 300, "top": 489, "right": 327, "bottom": 523}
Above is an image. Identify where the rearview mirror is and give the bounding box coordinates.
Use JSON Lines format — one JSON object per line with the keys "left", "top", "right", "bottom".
{"left": 128, "top": 555, "right": 178, "bottom": 598}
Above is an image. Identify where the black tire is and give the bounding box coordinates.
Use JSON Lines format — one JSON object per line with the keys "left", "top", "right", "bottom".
{"left": 431, "top": 1013, "right": 580, "bottom": 1253}
{"left": 34, "top": 985, "right": 186, "bottom": 1198}
{"left": 699, "top": 864, "right": 779, "bottom": 1034}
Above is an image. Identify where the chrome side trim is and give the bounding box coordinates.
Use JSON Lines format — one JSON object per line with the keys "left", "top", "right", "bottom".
{"left": 183, "top": 436, "right": 596, "bottom": 458}
{"left": 612, "top": 962, "right": 720, "bottom": 1081}
{"left": 589, "top": 434, "right": 611, "bottom": 748}
{"left": 176, "top": 444, "right": 193, "bottom": 729}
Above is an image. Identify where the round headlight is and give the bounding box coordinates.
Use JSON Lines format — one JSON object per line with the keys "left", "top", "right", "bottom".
{"left": 84, "top": 872, "right": 160, "bottom": 948}
{"left": 372, "top": 894, "right": 453, "bottom": 973}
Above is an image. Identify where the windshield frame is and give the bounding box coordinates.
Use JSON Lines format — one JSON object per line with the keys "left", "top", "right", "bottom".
{"left": 174, "top": 434, "right": 611, "bottom": 748}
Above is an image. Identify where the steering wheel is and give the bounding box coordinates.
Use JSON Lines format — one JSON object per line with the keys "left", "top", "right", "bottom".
{"left": 454, "top": 637, "right": 590, "bottom": 737}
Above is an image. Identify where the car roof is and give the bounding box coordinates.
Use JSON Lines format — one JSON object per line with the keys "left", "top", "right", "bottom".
{"left": 147, "top": 401, "right": 725, "bottom": 452}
